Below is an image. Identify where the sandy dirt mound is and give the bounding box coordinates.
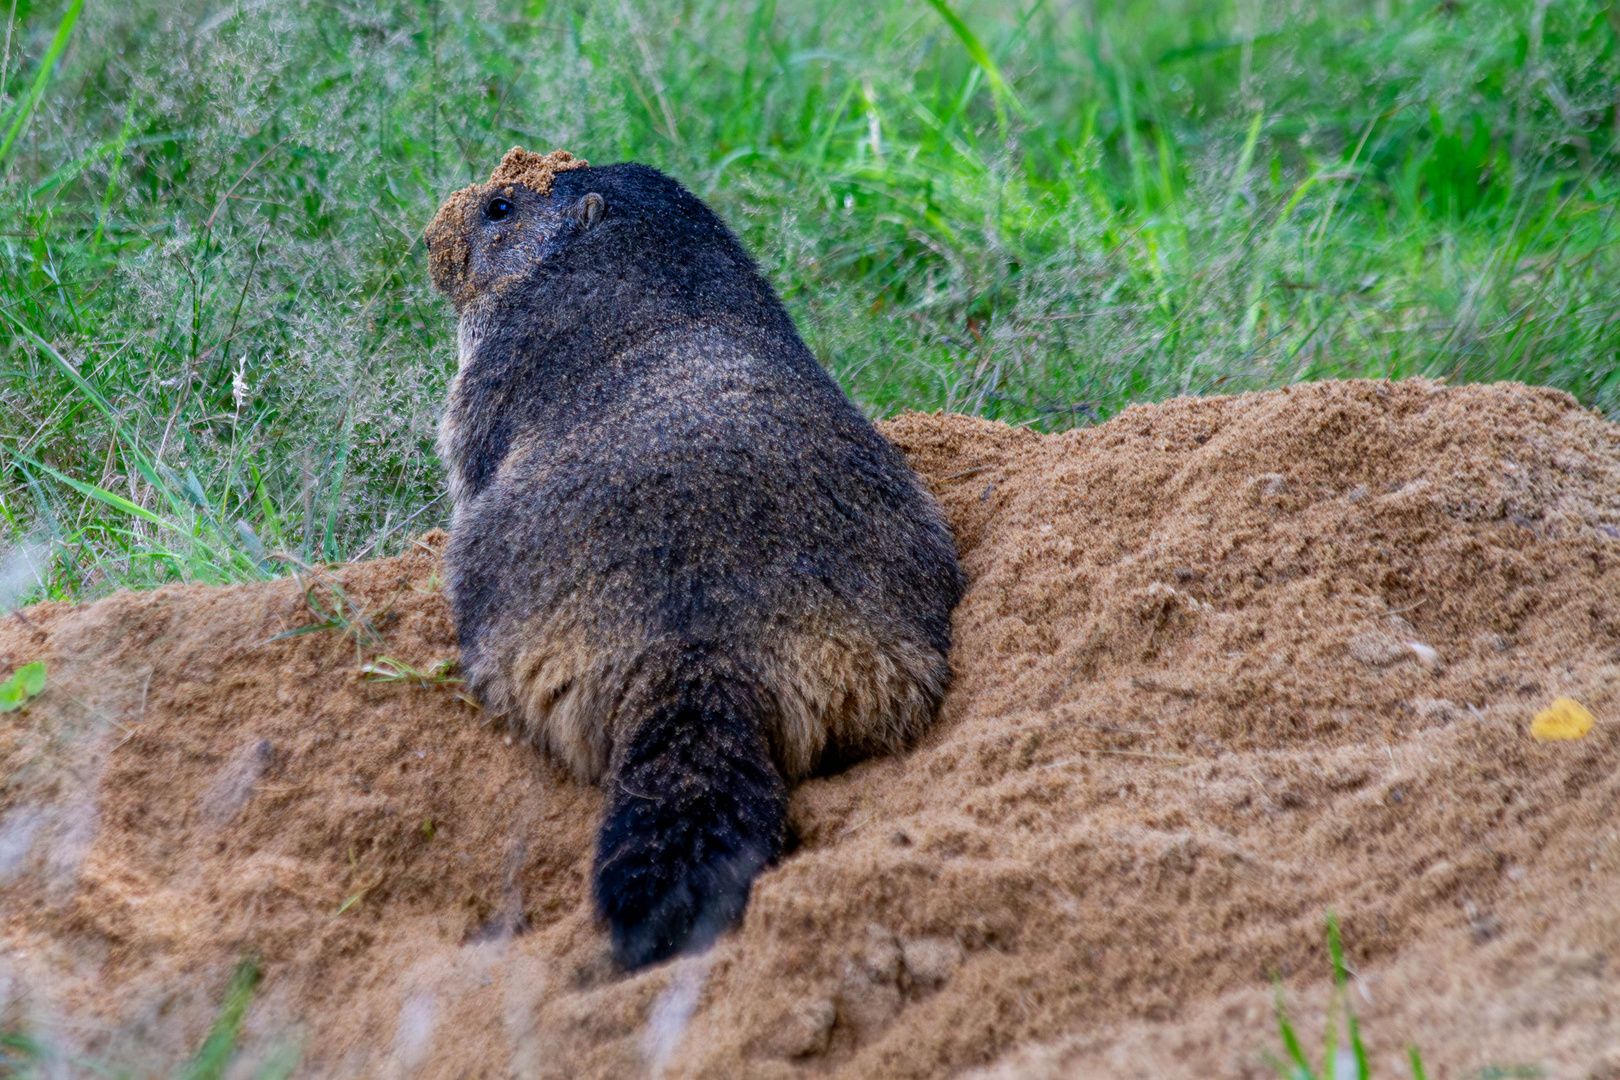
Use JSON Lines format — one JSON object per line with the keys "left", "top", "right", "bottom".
{"left": 2, "top": 378, "right": 1618, "bottom": 1079}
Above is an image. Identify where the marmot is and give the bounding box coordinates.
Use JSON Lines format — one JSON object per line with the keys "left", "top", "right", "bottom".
{"left": 425, "top": 148, "right": 963, "bottom": 969}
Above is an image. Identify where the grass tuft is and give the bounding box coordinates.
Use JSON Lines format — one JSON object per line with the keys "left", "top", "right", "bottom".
{"left": 1, "top": 955, "right": 301, "bottom": 1080}
{"left": 1266, "top": 912, "right": 1380, "bottom": 1080}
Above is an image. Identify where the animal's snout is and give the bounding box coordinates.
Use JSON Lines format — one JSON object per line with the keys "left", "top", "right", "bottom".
{"left": 425, "top": 195, "right": 477, "bottom": 308}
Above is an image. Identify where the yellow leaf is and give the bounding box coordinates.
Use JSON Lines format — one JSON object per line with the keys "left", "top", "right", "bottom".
{"left": 1531, "top": 697, "right": 1596, "bottom": 741}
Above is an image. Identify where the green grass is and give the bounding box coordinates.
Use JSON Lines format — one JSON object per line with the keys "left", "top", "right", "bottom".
{"left": 1, "top": 957, "right": 301, "bottom": 1080}
{"left": 2, "top": 0, "right": 1619, "bottom": 596}
{"left": 1267, "top": 913, "right": 1398, "bottom": 1080}
{"left": 1266, "top": 914, "right": 1550, "bottom": 1080}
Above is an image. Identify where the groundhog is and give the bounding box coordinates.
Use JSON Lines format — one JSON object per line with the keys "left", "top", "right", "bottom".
{"left": 425, "top": 147, "right": 963, "bottom": 969}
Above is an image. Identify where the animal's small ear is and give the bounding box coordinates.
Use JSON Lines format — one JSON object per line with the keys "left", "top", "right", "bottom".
{"left": 573, "top": 192, "right": 606, "bottom": 229}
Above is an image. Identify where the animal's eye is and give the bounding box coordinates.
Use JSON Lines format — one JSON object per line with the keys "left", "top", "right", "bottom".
{"left": 486, "top": 197, "right": 512, "bottom": 221}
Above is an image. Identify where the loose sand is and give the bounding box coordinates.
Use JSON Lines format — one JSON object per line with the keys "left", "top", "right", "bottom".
{"left": 2, "top": 378, "right": 1618, "bottom": 1079}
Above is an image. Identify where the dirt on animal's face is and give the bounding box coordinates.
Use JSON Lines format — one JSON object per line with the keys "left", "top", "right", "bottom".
{"left": 425, "top": 147, "right": 591, "bottom": 310}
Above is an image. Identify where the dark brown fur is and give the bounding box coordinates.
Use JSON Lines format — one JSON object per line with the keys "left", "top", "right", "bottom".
{"left": 426, "top": 149, "right": 963, "bottom": 968}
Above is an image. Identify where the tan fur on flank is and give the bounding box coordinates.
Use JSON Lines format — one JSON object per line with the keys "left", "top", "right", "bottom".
{"left": 471, "top": 609, "right": 951, "bottom": 785}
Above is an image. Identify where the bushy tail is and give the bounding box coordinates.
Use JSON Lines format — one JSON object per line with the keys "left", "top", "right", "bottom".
{"left": 593, "top": 670, "right": 787, "bottom": 970}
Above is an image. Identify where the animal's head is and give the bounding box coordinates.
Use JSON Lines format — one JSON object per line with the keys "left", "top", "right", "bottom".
{"left": 424, "top": 147, "right": 604, "bottom": 311}
{"left": 426, "top": 149, "right": 788, "bottom": 340}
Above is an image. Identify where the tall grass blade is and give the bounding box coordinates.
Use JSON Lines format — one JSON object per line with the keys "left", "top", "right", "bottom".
{"left": 0, "top": 0, "right": 84, "bottom": 167}
{"left": 177, "top": 957, "right": 260, "bottom": 1080}
{"left": 1272, "top": 978, "right": 1311, "bottom": 1074}
{"left": 922, "top": 0, "right": 1024, "bottom": 136}
{"left": 1221, "top": 110, "right": 1265, "bottom": 227}
{"left": 2, "top": 446, "right": 167, "bottom": 527}
{"left": 0, "top": 308, "right": 192, "bottom": 522}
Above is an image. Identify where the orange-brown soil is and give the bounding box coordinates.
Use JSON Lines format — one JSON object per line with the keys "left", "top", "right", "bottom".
{"left": 2, "top": 379, "right": 1618, "bottom": 1079}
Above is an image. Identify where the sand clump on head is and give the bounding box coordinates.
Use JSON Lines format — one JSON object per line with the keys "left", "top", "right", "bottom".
{"left": 484, "top": 146, "right": 591, "bottom": 194}
{"left": 2, "top": 378, "right": 1618, "bottom": 1078}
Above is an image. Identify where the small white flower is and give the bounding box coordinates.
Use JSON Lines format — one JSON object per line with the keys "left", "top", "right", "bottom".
{"left": 232, "top": 357, "right": 251, "bottom": 411}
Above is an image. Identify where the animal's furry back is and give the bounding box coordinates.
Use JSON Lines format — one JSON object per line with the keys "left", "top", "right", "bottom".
{"left": 432, "top": 161, "right": 962, "bottom": 965}
{"left": 446, "top": 326, "right": 957, "bottom": 782}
